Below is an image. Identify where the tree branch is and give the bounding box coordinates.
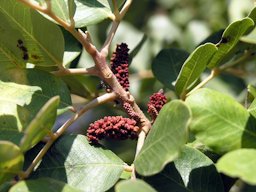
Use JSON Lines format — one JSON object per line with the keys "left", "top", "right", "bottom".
{"left": 20, "top": 92, "right": 118, "bottom": 179}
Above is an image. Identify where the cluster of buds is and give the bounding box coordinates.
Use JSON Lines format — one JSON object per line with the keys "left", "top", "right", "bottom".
{"left": 110, "top": 43, "right": 130, "bottom": 91}
{"left": 147, "top": 90, "right": 167, "bottom": 122}
{"left": 87, "top": 116, "right": 139, "bottom": 143}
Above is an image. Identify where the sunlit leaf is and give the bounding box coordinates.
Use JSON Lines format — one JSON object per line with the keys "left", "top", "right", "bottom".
{"left": 0, "top": 141, "right": 24, "bottom": 184}
{"left": 217, "top": 149, "right": 256, "bottom": 185}
{"left": 115, "top": 179, "right": 157, "bottom": 192}
{"left": 135, "top": 100, "right": 191, "bottom": 176}
{"left": 32, "top": 134, "right": 125, "bottom": 192}
{"left": 20, "top": 96, "right": 59, "bottom": 152}
{"left": 0, "top": 0, "right": 64, "bottom": 67}
{"left": 175, "top": 43, "right": 217, "bottom": 97}
{"left": 186, "top": 88, "right": 256, "bottom": 154}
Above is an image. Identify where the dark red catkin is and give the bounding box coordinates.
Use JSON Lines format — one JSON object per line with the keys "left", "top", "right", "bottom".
{"left": 110, "top": 43, "right": 130, "bottom": 91}
{"left": 147, "top": 89, "right": 167, "bottom": 122}
{"left": 87, "top": 116, "right": 139, "bottom": 143}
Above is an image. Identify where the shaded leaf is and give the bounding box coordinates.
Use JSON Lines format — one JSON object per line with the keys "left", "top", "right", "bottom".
{"left": 186, "top": 88, "right": 256, "bottom": 154}
{"left": 0, "top": 141, "right": 24, "bottom": 184}
{"left": 208, "top": 18, "right": 254, "bottom": 68}
{"left": 115, "top": 179, "right": 157, "bottom": 192}
{"left": 135, "top": 100, "right": 191, "bottom": 176}
{"left": 10, "top": 178, "right": 82, "bottom": 192}
{"left": 175, "top": 43, "right": 217, "bottom": 97}
{"left": 0, "top": 0, "right": 64, "bottom": 67}
{"left": 20, "top": 96, "right": 59, "bottom": 152}
{"left": 152, "top": 48, "right": 189, "bottom": 89}
{"left": 217, "top": 149, "right": 256, "bottom": 185}
{"left": 145, "top": 146, "right": 224, "bottom": 192}
{"left": 32, "top": 134, "right": 125, "bottom": 192}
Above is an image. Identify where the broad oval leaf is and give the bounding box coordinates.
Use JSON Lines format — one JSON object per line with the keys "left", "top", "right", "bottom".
{"left": 20, "top": 96, "right": 60, "bottom": 152}
{"left": 0, "top": 0, "right": 64, "bottom": 67}
{"left": 32, "top": 134, "right": 125, "bottom": 192}
{"left": 217, "top": 149, "right": 256, "bottom": 185}
{"left": 152, "top": 48, "right": 189, "bottom": 89}
{"left": 10, "top": 178, "right": 82, "bottom": 192}
{"left": 0, "top": 68, "right": 71, "bottom": 145}
{"left": 175, "top": 43, "right": 217, "bottom": 97}
{"left": 145, "top": 146, "right": 225, "bottom": 192}
{"left": 0, "top": 141, "right": 24, "bottom": 184}
{"left": 186, "top": 88, "right": 256, "bottom": 154}
{"left": 115, "top": 179, "right": 157, "bottom": 192}
{"left": 208, "top": 18, "right": 254, "bottom": 68}
{"left": 135, "top": 100, "right": 191, "bottom": 176}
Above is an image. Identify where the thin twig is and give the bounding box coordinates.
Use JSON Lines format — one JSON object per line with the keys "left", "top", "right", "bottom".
{"left": 101, "top": 0, "right": 133, "bottom": 57}
{"left": 52, "top": 67, "right": 99, "bottom": 76}
{"left": 20, "top": 92, "right": 118, "bottom": 179}
{"left": 186, "top": 68, "right": 220, "bottom": 97}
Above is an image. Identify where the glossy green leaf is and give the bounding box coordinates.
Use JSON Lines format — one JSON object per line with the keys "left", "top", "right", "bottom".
{"left": 152, "top": 48, "right": 189, "bottom": 89}
{"left": 32, "top": 134, "right": 125, "bottom": 192}
{"left": 0, "top": 141, "right": 24, "bottom": 184}
{"left": 175, "top": 43, "right": 217, "bottom": 97}
{"left": 20, "top": 96, "right": 59, "bottom": 152}
{"left": 73, "top": 0, "right": 115, "bottom": 27}
{"left": 217, "top": 149, "right": 256, "bottom": 185}
{"left": 0, "top": 0, "right": 64, "bottom": 67}
{"left": 10, "top": 178, "right": 82, "bottom": 192}
{"left": 115, "top": 180, "right": 157, "bottom": 192}
{"left": 186, "top": 88, "right": 256, "bottom": 154}
{"left": 135, "top": 100, "right": 191, "bottom": 176}
{"left": 208, "top": 18, "right": 254, "bottom": 68}
{"left": 145, "top": 146, "right": 224, "bottom": 192}
{"left": 0, "top": 68, "right": 71, "bottom": 145}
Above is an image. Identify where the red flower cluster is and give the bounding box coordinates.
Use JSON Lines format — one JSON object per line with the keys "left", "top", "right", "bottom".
{"left": 110, "top": 43, "right": 130, "bottom": 91}
{"left": 122, "top": 102, "right": 140, "bottom": 122}
{"left": 87, "top": 116, "right": 139, "bottom": 143}
{"left": 147, "top": 90, "right": 167, "bottom": 122}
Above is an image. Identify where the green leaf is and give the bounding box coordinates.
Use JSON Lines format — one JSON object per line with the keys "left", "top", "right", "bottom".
{"left": 32, "top": 134, "right": 125, "bottom": 192}
{"left": 0, "top": 141, "right": 24, "bottom": 184}
{"left": 10, "top": 178, "right": 82, "bottom": 192}
{"left": 0, "top": 68, "right": 71, "bottom": 145}
{"left": 20, "top": 96, "right": 60, "bottom": 152}
{"left": 145, "top": 146, "right": 224, "bottom": 192}
{"left": 68, "top": 0, "right": 76, "bottom": 19}
{"left": 208, "top": 18, "right": 254, "bottom": 68}
{"left": 0, "top": 0, "right": 64, "bottom": 67}
{"left": 175, "top": 43, "right": 217, "bottom": 97}
{"left": 115, "top": 180, "right": 157, "bottom": 192}
{"left": 248, "top": 84, "right": 256, "bottom": 98}
{"left": 217, "top": 149, "right": 256, "bottom": 185}
{"left": 135, "top": 100, "right": 191, "bottom": 176}
{"left": 73, "top": 0, "right": 115, "bottom": 27}
{"left": 186, "top": 88, "right": 256, "bottom": 154}
{"left": 0, "top": 81, "right": 41, "bottom": 106}
{"left": 248, "top": 99, "right": 256, "bottom": 118}
{"left": 152, "top": 48, "right": 189, "bottom": 89}
{"left": 61, "top": 75, "right": 99, "bottom": 98}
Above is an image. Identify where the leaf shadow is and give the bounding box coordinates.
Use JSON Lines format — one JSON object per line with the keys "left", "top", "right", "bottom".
{"left": 241, "top": 114, "right": 256, "bottom": 148}
{"left": 30, "top": 135, "right": 77, "bottom": 184}
{"left": 76, "top": 0, "right": 105, "bottom": 8}
{"left": 143, "top": 162, "right": 225, "bottom": 192}
{"left": 0, "top": 114, "right": 22, "bottom": 145}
